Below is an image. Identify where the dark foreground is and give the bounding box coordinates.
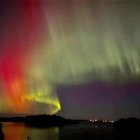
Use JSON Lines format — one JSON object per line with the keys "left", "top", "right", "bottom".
{"left": 0, "top": 122, "right": 118, "bottom": 140}
{"left": 0, "top": 117, "right": 140, "bottom": 140}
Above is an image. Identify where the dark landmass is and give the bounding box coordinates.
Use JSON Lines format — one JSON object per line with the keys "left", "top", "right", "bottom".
{"left": 113, "top": 118, "right": 140, "bottom": 138}
{"left": 0, "top": 114, "right": 78, "bottom": 127}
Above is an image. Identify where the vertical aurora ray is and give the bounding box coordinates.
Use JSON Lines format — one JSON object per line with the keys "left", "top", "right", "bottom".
{"left": 0, "top": 2, "right": 60, "bottom": 114}
{"left": 27, "top": 2, "right": 140, "bottom": 85}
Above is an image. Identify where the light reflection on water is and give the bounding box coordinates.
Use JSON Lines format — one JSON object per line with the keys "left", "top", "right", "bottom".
{"left": 0, "top": 122, "right": 120, "bottom": 140}
{"left": 3, "top": 123, "right": 26, "bottom": 140}
{"left": 2, "top": 123, "right": 59, "bottom": 140}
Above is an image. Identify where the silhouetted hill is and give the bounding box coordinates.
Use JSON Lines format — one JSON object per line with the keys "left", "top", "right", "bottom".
{"left": 0, "top": 123, "right": 4, "bottom": 140}
{"left": 0, "top": 114, "right": 78, "bottom": 127}
{"left": 113, "top": 118, "right": 140, "bottom": 138}
{"left": 25, "top": 115, "right": 78, "bottom": 127}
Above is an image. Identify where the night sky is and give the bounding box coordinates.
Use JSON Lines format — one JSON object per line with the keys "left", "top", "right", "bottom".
{"left": 0, "top": 0, "right": 140, "bottom": 120}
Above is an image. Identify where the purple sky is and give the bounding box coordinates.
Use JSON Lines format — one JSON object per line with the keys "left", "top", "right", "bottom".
{"left": 58, "top": 82, "right": 140, "bottom": 120}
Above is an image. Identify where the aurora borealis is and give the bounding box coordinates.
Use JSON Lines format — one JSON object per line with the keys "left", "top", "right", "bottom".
{"left": 0, "top": 0, "right": 140, "bottom": 120}
{"left": 0, "top": 2, "right": 60, "bottom": 114}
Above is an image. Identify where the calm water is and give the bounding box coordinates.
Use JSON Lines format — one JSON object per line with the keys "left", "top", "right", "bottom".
{"left": 1, "top": 123, "right": 59, "bottom": 140}
{"left": 1, "top": 122, "right": 119, "bottom": 140}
